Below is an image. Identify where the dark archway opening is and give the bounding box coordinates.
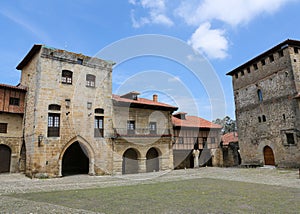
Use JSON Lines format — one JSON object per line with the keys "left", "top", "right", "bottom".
{"left": 263, "top": 146, "right": 275, "bottom": 166}
{"left": 122, "top": 148, "right": 139, "bottom": 174}
{"left": 62, "top": 142, "right": 89, "bottom": 176}
{"left": 0, "top": 145, "right": 11, "bottom": 173}
{"left": 146, "top": 148, "right": 159, "bottom": 172}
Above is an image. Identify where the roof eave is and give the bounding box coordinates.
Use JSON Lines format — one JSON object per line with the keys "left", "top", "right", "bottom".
{"left": 16, "top": 44, "right": 43, "bottom": 70}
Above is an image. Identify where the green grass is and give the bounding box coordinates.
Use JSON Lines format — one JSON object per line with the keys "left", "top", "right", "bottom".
{"left": 11, "top": 178, "right": 300, "bottom": 213}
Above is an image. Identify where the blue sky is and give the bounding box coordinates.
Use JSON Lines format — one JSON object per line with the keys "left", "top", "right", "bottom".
{"left": 1, "top": 0, "right": 300, "bottom": 120}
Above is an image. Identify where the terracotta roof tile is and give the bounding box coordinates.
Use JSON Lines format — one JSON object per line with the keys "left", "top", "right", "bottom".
{"left": 0, "top": 83, "right": 27, "bottom": 91}
{"left": 172, "top": 115, "right": 222, "bottom": 129}
{"left": 112, "top": 94, "right": 178, "bottom": 110}
{"left": 221, "top": 132, "right": 238, "bottom": 145}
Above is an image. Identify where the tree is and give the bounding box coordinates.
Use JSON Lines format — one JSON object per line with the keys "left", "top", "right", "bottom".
{"left": 213, "top": 116, "right": 236, "bottom": 134}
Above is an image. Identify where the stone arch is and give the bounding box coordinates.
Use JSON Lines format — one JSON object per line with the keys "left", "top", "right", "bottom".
{"left": 146, "top": 147, "right": 161, "bottom": 172}
{"left": 58, "top": 136, "right": 95, "bottom": 176}
{"left": 263, "top": 146, "right": 275, "bottom": 166}
{"left": 0, "top": 144, "right": 11, "bottom": 173}
{"left": 122, "top": 148, "right": 140, "bottom": 174}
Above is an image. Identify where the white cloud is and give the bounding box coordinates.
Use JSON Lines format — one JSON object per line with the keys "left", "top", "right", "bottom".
{"left": 176, "top": 0, "right": 293, "bottom": 27}
{"left": 188, "top": 22, "right": 228, "bottom": 59}
{"left": 129, "top": 0, "right": 173, "bottom": 27}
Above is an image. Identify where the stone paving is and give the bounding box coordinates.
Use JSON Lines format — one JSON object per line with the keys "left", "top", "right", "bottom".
{"left": 0, "top": 167, "right": 299, "bottom": 213}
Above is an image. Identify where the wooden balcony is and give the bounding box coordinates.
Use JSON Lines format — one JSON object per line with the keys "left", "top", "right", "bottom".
{"left": 113, "top": 128, "right": 172, "bottom": 138}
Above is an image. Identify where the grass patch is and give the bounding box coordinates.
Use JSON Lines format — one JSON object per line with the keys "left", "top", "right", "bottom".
{"left": 11, "top": 178, "right": 300, "bottom": 213}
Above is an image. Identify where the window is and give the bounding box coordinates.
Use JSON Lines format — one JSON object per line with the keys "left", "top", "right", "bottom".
{"left": 235, "top": 73, "right": 238, "bottom": 79}
{"left": 62, "top": 70, "right": 72, "bottom": 84}
{"left": 0, "top": 123, "right": 8, "bottom": 133}
{"left": 257, "top": 89, "right": 263, "bottom": 102}
{"left": 149, "top": 122, "right": 157, "bottom": 134}
{"left": 127, "top": 120, "right": 135, "bottom": 135}
{"left": 87, "top": 102, "right": 92, "bottom": 110}
{"left": 241, "top": 70, "right": 244, "bottom": 76}
{"left": 94, "top": 116, "right": 104, "bottom": 137}
{"left": 77, "top": 58, "right": 83, "bottom": 65}
{"left": 269, "top": 55, "right": 274, "bottom": 62}
{"left": 261, "top": 59, "right": 266, "bottom": 66}
{"left": 286, "top": 133, "right": 295, "bottom": 144}
{"left": 278, "top": 50, "right": 284, "bottom": 57}
{"left": 9, "top": 97, "right": 20, "bottom": 106}
{"left": 48, "top": 113, "right": 60, "bottom": 137}
{"left": 48, "top": 104, "right": 61, "bottom": 111}
{"left": 294, "top": 47, "right": 299, "bottom": 54}
{"left": 86, "top": 74, "right": 96, "bottom": 87}
{"left": 253, "top": 63, "right": 258, "bottom": 70}
{"left": 262, "top": 115, "right": 266, "bottom": 122}
{"left": 247, "top": 67, "right": 251, "bottom": 73}
{"left": 258, "top": 116, "right": 262, "bottom": 123}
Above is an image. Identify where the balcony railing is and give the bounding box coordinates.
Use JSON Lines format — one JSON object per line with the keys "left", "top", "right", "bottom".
{"left": 114, "top": 128, "right": 171, "bottom": 137}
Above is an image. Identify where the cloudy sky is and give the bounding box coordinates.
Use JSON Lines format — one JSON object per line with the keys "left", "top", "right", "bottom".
{"left": 0, "top": 0, "right": 299, "bottom": 120}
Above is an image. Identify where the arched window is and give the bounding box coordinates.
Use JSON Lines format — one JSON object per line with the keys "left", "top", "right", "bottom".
{"left": 48, "top": 104, "right": 61, "bottom": 111}
{"left": 262, "top": 115, "right": 266, "bottom": 122}
{"left": 257, "top": 89, "right": 263, "bottom": 102}
{"left": 62, "top": 70, "right": 73, "bottom": 84}
{"left": 258, "top": 116, "right": 261, "bottom": 123}
{"left": 86, "top": 74, "right": 96, "bottom": 87}
{"left": 95, "top": 108, "right": 104, "bottom": 114}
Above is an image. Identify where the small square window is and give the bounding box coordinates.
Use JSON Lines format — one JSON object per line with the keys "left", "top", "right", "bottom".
{"left": 294, "top": 47, "right": 299, "bottom": 54}
{"left": 278, "top": 50, "right": 284, "bottom": 57}
{"left": 0, "top": 123, "right": 8, "bottom": 133}
{"left": 286, "top": 133, "right": 295, "bottom": 144}
{"left": 77, "top": 58, "right": 83, "bottom": 65}
{"left": 87, "top": 102, "right": 92, "bottom": 109}
{"left": 9, "top": 97, "right": 20, "bottom": 106}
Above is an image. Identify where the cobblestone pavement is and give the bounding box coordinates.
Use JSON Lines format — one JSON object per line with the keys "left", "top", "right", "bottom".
{"left": 0, "top": 167, "right": 299, "bottom": 213}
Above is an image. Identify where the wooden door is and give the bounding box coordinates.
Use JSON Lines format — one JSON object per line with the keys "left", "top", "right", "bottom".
{"left": 0, "top": 145, "right": 11, "bottom": 173}
{"left": 264, "top": 146, "right": 275, "bottom": 165}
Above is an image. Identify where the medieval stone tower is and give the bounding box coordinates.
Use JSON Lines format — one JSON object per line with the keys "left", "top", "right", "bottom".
{"left": 227, "top": 39, "right": 300, "bottom": 167}
{"left": 17, "top": 45, "right": 114, "bottom": 177}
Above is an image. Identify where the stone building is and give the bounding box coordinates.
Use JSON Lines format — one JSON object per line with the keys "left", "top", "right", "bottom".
{"left": 112, "top": 92, "right": 177, "bottom": 174}
{"left": 221, "top": 132, "right": 241, "bottom": 167}
{"left": 16, "top": 44, "right": 115, "bottom": 177}
{"left": 172, "top": 112, "right": 223, "bottom": 168}
{"left": 227, "top": 39, "right": 300, "bottom": 167}
{"left": 0, "top": 44, "right": 178, "bottom": 177}
{"left": 0, "top": 84, "right": 26, "bottom": 173}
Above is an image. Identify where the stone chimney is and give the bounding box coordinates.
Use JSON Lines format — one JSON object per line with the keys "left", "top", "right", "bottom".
{"left": 153, "top": 94, "right": 158, "bottom": 102}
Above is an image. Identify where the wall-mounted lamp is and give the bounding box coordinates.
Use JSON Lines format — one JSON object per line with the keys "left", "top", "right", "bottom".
{"left": 38, "top": 134, "right": 44, "bottom": 147}
{"left": 65, "top": 99, "right": 71, "bottom": 108}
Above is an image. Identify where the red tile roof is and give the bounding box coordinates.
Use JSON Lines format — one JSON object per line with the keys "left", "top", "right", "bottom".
{"left": 221, "top": 132, "right": 238, "bottom": 145}
{"left": 172, "top": 115, "right": 222, "bottom": 129}
{"left": 0, "top": 83, "right": 27, "bottom": 91}
{"left": 112, "top": 94, "right": 178, "bottom": 110}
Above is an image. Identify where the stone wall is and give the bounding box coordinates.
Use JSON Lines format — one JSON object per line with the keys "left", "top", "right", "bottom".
{"left": 231, "top": 45, "right": 300, "bottom": 167}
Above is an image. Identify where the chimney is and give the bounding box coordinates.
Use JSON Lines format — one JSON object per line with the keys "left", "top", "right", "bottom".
{"left": 153, "top": 94, "right": 158, "bottom": 102}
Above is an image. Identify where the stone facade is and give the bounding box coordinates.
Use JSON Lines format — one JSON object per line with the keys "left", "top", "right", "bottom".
{"left": 0, "top": 84, "right": 26, "bottom": 173}
{"left": 17, "top": 45, "right": 115, "bottom": 177}
{"left": 227, "top": 39, "right": 300, "bottom": 168}
{"left": 112, "top": 93, "right": 177, "bottom": 174}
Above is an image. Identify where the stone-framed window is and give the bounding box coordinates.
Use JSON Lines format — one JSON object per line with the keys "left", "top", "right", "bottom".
{"left": 95, "top": 108, "right": 104, "bottom": 114}
{"left": 62, "top": 70, "right": 73, "bottom": 84}
{"left": 48, "top": 104, "right": 61, "bottom": 111}
{"left": 127, "top": 120, "right": 135, "bottom": 135}
{"left": 94, "top": 116, "right": 104, "bottom": 137}
{"left": 0, "top": 123, "right": 8, "bottom": 133}
{"left": 294, "top": 47, "right": 299, "bottom": 54}
{"left": 286, "top": 133, "right": 295, "bottom": 145}
{"left": 278, "top": 50, "right": 284, "bottom": 57}
{"left": 9, "top": 97, "right": 20, "bottom": 106}
{"left": 262, "top": 115, "right": 266, "bottom": 122}
{"left": 48, "top": 113, "right": 60, "bottom": 137}
{"left": 258, "top": 116, "right": 262, "bottom": 123}
{"left": 253, "top": 63, "right": 258, "bottom": 70}
{"left": 247, "top": 67, "right": 251, "bottom": 73}
{"left": 149, "top": 122, "right": 157, "bottom": 135}
{"left": 257, "top": 89, "right": 263, "bottom": 102}
{"left": 77, "top": 58, "right": 83, "bottom": 65}
{"left": 261, "top": 59, "right": 266, "bottom": 66}
{"left": 269, "top": 54, "right": 274, "bottom": 62}
{"left": 86, "top": 74, "right": 96, "bottom": 87}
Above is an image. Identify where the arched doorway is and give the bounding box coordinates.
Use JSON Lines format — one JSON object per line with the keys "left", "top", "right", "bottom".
{"left": 146, "top": 148, "right": 160, "bottom": 172}
{"left": 122, "top": 148, "right": 139, "bottom": 174}
{"left": 62, "top": 142, "right": 89, "bottom": 176}
{"left": 263, "top": 146, "right": 275, "bottom": 166}
{"left": 0, "top": 145, "right": 11, "bottom": 173}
